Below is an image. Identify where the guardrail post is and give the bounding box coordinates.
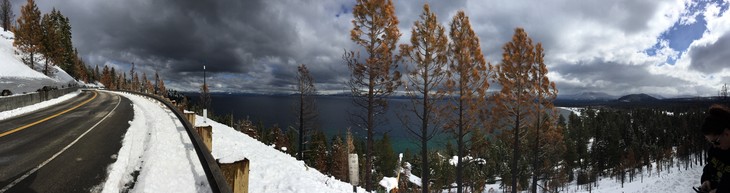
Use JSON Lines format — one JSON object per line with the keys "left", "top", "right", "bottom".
{"left": 218, "top": 159, "right": 250, "bottom": 193}
{"left": 185, "top": 112, "right": 196, "bottom": 125}
{"left": 195, "top": 125, "right": 213, "bottom": 152}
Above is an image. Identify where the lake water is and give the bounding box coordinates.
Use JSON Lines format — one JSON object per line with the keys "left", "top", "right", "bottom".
{"left": 191, "top": 93, "right": 573, "bottom": 153}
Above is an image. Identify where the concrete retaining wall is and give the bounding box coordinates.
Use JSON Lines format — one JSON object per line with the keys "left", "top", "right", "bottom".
{"left": 0, "top": 87, "right": 79, "bottom": 112}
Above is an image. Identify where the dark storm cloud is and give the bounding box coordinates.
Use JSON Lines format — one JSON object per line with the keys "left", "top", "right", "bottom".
{"left": 688, "top": 32, "right": 730, "bottom": 74}
{"left": 34, "top": 0, "right": 354, "bottom": 92}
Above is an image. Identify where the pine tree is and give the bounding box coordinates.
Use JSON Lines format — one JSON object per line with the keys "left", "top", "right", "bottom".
{"left": 40, "top": 12, "right": 57, "bottom": 76}
{"left": 133, "top": 72, "right": 140, "bottom": 92}
{"left": 14, "top": 0, "right": 42, "bottom": 70}
{"left": 285, "top": 128, "right": 298, "bottom": 156}
{"left": 492, "top": 28, "right": 550, "bottom": 193}
{"left": 309, "top": 130, "right": 329, "bottom": 173}
{"left": 101, "top": 65, "right": 111, "bottom": 87}
{"left": 344, "top": 0, "right": 402, "bottom": 189}
{"left": 145, "top": 75, "right": 154, "bottom": 94}
{"left": 158, "top": 77, "right": 167, "bottom": 97}
{"left": 1, "top": 0, "right": 13, "bottom": 32}
{"left": 375, "top": 133, "right": 397, "bottom": 178}
{"left": 57, "top": 14, "right": 74, "bottom": 73}
{"left": 154, "top": 71, "right": 161, "bottom": 95}
{"left": 528, "top": 40, "right": 559, "bottom": 192}
{"left": 399, "top": 4, "right": 449, "bottom": 192}
{"left": 109, "top": 67, "right": 117, "bottom": 89}
{"left": 39, "top": 9, "right": 71, "bottom": 76}
{"left": 269, "top": 125, "right": 288, "bottom": 152}
{"left": 117, "top": 72, "right": 126, "bottom": 90}
{"left": 445, "top": 10, "right": 491, "bottom": 193}
{"left": 74, "top": 60, "right": 86, "bottom": 82}
{"left": 94, "top": 64, "right": 100, "bottom": 82}
{"left": 141, "top": 72, "right": 150, "bottom": 93}
{"left": 130, "top": 63, "right": 138, "bottom": 91}
{"left": 295, "top": 64, "right": 319, "bottom": 161}
{"left": 331, "top": 135, "right": 349, "bottom": 181}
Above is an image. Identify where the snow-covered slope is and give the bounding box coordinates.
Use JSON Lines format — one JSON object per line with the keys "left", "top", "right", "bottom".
{"left": 0, "top": 28, "right": 77, "bottom": 95}
{"left": 198, "top": 115, "right": 368, "bottom": 193}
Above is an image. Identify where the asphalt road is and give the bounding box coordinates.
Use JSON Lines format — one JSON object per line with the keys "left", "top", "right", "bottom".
{"left": 0, "top": 90, "right": 133, "bottom": 193}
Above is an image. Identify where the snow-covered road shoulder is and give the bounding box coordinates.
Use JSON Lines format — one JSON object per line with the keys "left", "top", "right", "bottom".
{"left": 101, "top": 91, "right": 211, "bottom": 193}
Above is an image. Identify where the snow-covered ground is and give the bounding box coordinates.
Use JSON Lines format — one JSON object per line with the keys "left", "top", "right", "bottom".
{"left": 198, "top": 114, "right": 368, "bottom": 193}
{"left": 480, "top": 163, "right": 702, "bottom": 193}
{"left": 100, "top": 91, "right": 211, "bottom": 193}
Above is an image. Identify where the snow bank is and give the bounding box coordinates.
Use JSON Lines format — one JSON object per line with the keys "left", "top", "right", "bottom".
{"left": 449, "top": 156, "right": 486, "bottom": 166}
{"left": 196, "top": 115, "right": 368, "bottom": 193}
{"left": 0, "top": 90, "right": 80, "bottom": 121}
{"left": 101, "top": 91, "right": 211, "bottom": 193}
{"left": 379, "top": 177, "right": 398, "bottom": 192}
{"left": 572, "top": 163, "right": 702, "bottom": 193}
{"left": 0, "top": 29, "right": 48, "bottom": 79}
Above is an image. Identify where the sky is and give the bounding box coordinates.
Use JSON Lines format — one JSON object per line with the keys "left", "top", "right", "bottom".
{"left": 18, "top": 0, "right": 730, "bottom": 97}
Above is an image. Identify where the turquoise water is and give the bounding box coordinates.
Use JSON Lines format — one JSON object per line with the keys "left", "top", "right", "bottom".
{"left": 199, "top": 93, "right": 570, "bottom": 153}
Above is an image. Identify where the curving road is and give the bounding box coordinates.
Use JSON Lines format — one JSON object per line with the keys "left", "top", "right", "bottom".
{"left": 0, "top": 90, "right": 133, "bottom": 193}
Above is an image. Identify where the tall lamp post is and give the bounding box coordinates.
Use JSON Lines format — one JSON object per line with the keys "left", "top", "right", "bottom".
{"left": 203, "top": 65, "right": 206, "bottom": 88}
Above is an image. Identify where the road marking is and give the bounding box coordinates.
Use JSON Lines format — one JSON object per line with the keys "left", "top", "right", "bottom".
{"left": 0, "top": 93, "right": 122, "bottom": 193}
{"left": 0, "top": 91, "right": 98, "bottom": 138}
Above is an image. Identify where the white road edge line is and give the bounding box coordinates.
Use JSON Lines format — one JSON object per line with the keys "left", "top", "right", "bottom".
{"left": 0, "top": 92, "right": 123, "bottom": 193}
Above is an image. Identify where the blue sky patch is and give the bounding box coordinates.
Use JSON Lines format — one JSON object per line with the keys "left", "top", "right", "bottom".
{"left": 646, "top": 0, "right": 728, "bottom": 65}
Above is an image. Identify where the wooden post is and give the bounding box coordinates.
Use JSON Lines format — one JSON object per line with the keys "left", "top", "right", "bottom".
{"left": 195, "top": 126, "right": 213, "bottom": 152}
{"left": 219, "top": 159, "right": 250, "bottom": 193}
{"left": 185, "top": 112, "right": 196, "bottom": 126}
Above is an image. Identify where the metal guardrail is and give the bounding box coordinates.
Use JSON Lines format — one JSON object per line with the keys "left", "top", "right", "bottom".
{"left": 115, "top": 90, "right": 232, "bottom": 193}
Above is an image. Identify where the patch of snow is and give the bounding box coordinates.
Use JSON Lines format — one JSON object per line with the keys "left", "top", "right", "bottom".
{"left": 559, "top": 107, "right": 584, "bottom": 117}
{"left": 379, "top": 177, "right": 398, "bottom": 192}
{"left": 0, "top": 30, "right": 47, "bottom": 79}
{"left": 0, "top": 90, "right": 80, "bottom": 121}
{"left": 449, "top": 156, "right": 486, "bottom": 166}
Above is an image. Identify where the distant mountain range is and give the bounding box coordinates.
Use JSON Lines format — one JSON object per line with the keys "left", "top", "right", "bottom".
{"left": 557, "top": 92, "right": 616, "bottom": 101}
{"left": 617, "top": 93, "right": 659, "bottom": 102}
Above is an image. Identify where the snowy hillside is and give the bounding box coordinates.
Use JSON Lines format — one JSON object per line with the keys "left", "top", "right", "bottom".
{"left": 198, "top": 114, "right": 368, "bottom": 193}
{"left": 0, "top": 28, "right": 77, "bottom": 95}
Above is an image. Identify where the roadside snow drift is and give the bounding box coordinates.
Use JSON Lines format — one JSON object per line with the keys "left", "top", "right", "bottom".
{"left": 0, "top": 90, "right": 80, "bottom": 121}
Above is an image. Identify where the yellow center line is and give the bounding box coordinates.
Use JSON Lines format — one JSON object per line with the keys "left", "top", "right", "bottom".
{"left": 0, "top": 91, "right": 98, "bottom": 138}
